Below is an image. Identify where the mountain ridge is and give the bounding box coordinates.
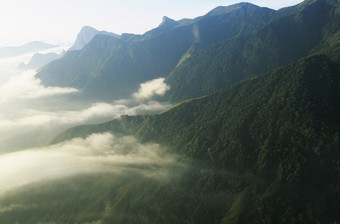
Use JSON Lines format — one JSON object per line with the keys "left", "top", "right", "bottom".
{"left": 2, "top": 1, "right": 340, "bottom": 223}
{"left": 46, "top": 50, "right": 340, "bottom": 223}
{"left": 18, "top": 52, "right": 60, "bottom": 70}
{"left": 163, "top": 0, "right": 340, "bottom": 101}
{"left": 35, "top": 2, "right": 280, "bottom": 102}
{"left": 0, "top": 41, "right": 58, "bottom": 58}
{"left": 68, "top": 26, "right": 119, "bottom": 51}
{"left": 35, "top": 0, "right": 340, "bottom": 103}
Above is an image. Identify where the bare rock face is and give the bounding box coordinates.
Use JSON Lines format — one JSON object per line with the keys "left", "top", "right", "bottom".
{"left": 69, "top": 26, "right": 119, "bottom": 51}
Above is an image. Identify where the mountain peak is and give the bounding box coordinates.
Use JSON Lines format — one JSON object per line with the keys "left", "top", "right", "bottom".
{"left": 79, "top": 26, "right": 98, "bottom": 33}
{"left": 207, "top": 2, "right": 268, "bottom": 16}
{"left": 142, "top": 16, "right": 179, "bottom": 37}
{"left": 69, "top": 26, "right": 119, "bottom": 51}
{"left": 158, "top": 16, "right": 178, "bottom": 28}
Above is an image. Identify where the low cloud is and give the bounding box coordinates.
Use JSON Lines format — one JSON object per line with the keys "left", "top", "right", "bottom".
{"left": 82, "top": 221, "right": 102, "bottom": 224}
{"left": 0, "top": 44, "right": 68, "bottom": 84}
{"left": 0, "top": 133, "right": 183, "bottom": 196}
{"left": 0, "top": 70, "right": 78, "bottom": 103}
{"left": 0, "top": 99, "right": 172, "bottom": 152}
{"left": 0, "top": 51, "right": 173, "bottom": 152}
{"left": 133, "top": 78, "right": 170, "bottom": 100}
{"left": 0, "top": 204, "right": 35, "bottom": 214}
{"left": 0, "top": 101, "right": 171, "bottom": 129}
{"left": 0, "top": 69, "right": 172, "bottom": 151}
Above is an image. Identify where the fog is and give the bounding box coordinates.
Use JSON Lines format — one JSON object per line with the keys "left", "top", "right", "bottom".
{"left": 0, "top": 44, "right": 176, "bottom": 213}
{"left": 0, "top": 48, "right": 172, "bottom": 151}
{"left": 0, "top": 133, "right": 182, "bottom": 196}
{"left": 133, "top": 77, "right": 170, "bottom": 100}
{"left": 0, "top": 70, "right": 78, "bottom": 103}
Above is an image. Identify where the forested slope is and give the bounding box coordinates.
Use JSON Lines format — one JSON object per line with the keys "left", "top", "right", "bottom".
{"left": 47, "top": 51, "right": 340, "bottom": 223}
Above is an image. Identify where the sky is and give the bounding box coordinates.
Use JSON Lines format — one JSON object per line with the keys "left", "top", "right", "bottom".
{"left": 0, "top": 0, "right": 304, "bottom": 47}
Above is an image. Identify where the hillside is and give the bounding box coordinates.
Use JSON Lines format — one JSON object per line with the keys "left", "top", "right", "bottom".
{"left": 1, "top": 1, "right": 340, "bottom": 224}
{"left": 18, "top": 52, "right": 60, "bottom": 70}
{"left": 36, "top": 26, "right": 196, "bottom": 101}
{"left": 45, "top": 51, "right": 340, "bottom": 223}
{"left": 164, "top": 0, "right": 340, "bottom": 101}
{"left": 35, "top": 2, "right": 276, "bottom": 101}
{"left": 35, "top": 0, "right": 340, "bottom": 103}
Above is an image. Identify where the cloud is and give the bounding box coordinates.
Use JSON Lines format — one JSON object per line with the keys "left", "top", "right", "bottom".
{"left": 0, "top": 44, "right": 68, "bottom": 77}
{"left": 35, "top": 220, "right": 101, "bottom": 224}
{"left": 0, "top": 58, "right": 172, "bottom": 151}
{"left": 0, "top": 89, "right": 172, "bottom": 151}
{"left": 82, "top": 221, "right": 102, "bottom": 224}
{"left": 0, "top": 133, "right": 183, "bottom": 196}
{"left": 0, "top": 204, "right": 35, "bottom": 214}
{"left": 133, "top": 78, "right": 170, "bottom": 100}
{"left": 0, "top": 70, "right": 79, "bottom": 103}
{"left": 0, "top": 101, "right": 171, "bottom": 129}
{"left": 0, "top": 72, "right": 172, "bottom": 130}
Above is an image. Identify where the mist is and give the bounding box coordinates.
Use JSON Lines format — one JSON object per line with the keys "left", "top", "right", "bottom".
{"left": 0, "top": 48, "right": 172, "bottom": 151}
{"left": 0, "top": 44, "right": 176, "bottom": 218}
{"left": 0, "top": 70, "right": 78, "bottom": 103}
{"left": 0, "top": 47, "right": 178, "bottom": 223}
{"left": 0, "top": 132, "right": 183, "bottom": 197}
{"left": 133, "top": 77, "right": 170, "bottom": 100}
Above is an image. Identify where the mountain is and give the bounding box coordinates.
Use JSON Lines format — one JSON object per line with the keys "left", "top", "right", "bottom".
{"left": 159, "top": 16, "right": 178, "bottom": 28}
{"left": 68, "top": 26, "right": 119, "bottom": 51}
{"left": 142, "top": 16, "right": 180, "bottom": 37}
{"left": 35, "top": 0, "right": 340, "bottom": 103}
{"left": 2, "top": 1, "right": 338, "bottom": 223}
{"left": 36, "top": 23, "right": 197, "bottom": 101}
{"left": 17, "top": 52, "right": 60, "bottom": 70}
{"left": 163, "top": 0, "right": 340, "bottom": 101}
{"left": 45, "top": 51, "right": 340, "bottom": 223}
{"left": 35, "top": 3, "right": 276, "bottom": 102}
{"left": 0, "top": 41, "right": 58, "bottom": 58}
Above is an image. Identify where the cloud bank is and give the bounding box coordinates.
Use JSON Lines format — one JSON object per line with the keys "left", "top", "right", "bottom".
{"left": 0, "top": 133, "right": 182, "bottom": 196}
{"left": 0, "top": 70, "right": 78, "bottom": 103}
{"left": 0, "top": 42, "right": 172, "bottom": 152}
{"left": 0, "top": 204, "right": 35, "bottom": 214}
{"left": 133, "top": 78, "right": 170, "bottom": 100}
{"left": 0, "top": 68, "right": 172, "bottom": 151}
{"left": 0, "top": 101, "right": 170, "bottom": 132}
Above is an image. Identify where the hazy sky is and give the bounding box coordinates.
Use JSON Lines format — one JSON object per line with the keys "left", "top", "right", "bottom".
{"left": 0, "top": 0, "right": 303, "bottom": 46}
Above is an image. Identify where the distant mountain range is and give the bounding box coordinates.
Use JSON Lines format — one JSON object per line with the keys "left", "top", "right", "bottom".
{"left": 18, "top": 52, "right": 61, "bottom": 70}
{"left": 36, "top": 0, "right": 340, "bottom": 102}
{"left": 0, "top": 41, "right": 58, "bottom": 58}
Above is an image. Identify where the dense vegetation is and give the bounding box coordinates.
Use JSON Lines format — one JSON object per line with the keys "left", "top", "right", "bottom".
{"left": 36, "top": 18, "right": 197, "bottom": 101}
{"left": 164, "top": 0, "right": 340, "bottom": 101}
{"left": 36, "top": 0, "right": 340, "bottom": 103}
{"left": 43, "top": 51, "right": 340, "bottom": 223}
{"left": 1, "top": 1, "right": 339, "bottom": 223}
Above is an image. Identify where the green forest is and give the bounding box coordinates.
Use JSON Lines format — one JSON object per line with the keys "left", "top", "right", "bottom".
{"left": 0, "top": 0, "right": 339, "bottom": 223}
